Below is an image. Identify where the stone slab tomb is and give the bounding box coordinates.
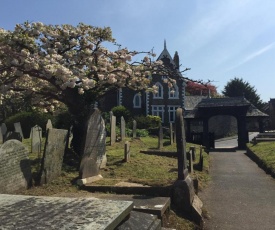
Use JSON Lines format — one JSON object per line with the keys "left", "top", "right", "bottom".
{"left": 39, "top": 128, "right": 68, "bottom": 184}
{"left": 0, "top": 194, "right": 133, "bottom": 230}
{"left": 79, "top": 108, "right": 106, "bottom": 180}
{"left": 0, "top": 140, "right": 32, "bottom": 193}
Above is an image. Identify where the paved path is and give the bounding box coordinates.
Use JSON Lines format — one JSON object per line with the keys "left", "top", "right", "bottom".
{"left": 200, "top": 149, "right": 275, "bottom": 230}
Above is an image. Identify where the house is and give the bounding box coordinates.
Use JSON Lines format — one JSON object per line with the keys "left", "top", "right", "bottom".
{"left": 99, "top": 41, "right": 186, "bottom": 125}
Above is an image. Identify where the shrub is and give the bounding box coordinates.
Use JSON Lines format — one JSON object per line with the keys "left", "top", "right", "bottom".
{"left": 111, "top": 106, "right": 132, "bottom": 123}
{"left": 132, "top": 115, "right": 161, "bottom": 129}
{"left": 4, "top": 111, "right": 53, "bottom": 138}
{"left": 54, "top": 110, "right": 73, "bottom": 130}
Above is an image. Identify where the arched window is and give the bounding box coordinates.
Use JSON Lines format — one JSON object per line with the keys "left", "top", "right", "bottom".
{"left": 133, "top": 93, "right": 142, "bottom": 108}
{"left": 153, "top": 82, "right": 163, "bottom": 99}
{"left": 169, "top": 83, "right": 179, "bottom": 99}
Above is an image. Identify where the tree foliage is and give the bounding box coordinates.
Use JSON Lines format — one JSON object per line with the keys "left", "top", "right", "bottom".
{"left": 222, "top": 77, "right": 263, "bottom": 109}
{"left": 186, "top": 81, "right": 218, "bottom": 97}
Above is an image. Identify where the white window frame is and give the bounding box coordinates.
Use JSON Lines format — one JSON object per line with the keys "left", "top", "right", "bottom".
{"left": 168, "top": 83, "right": 179, "bottom": 99}
{"left": 168, "top": 106, "right": 180, "bottom": 123}
{"left": 133, "top": 93, "right": 142, "bottom": 108}
{"left": 153, "top": 82, "right": 163, "bottom": 99}
{"left": 151, "top": 105, "right": 165, "bottom": 122}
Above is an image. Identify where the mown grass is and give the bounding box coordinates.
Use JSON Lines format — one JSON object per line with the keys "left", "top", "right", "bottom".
{"left": 247, "top": 142, "right": 275, "bottom": 170}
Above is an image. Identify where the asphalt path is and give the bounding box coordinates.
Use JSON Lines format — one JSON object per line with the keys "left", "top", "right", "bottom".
{"left": 200, "top": 139, "right": 275, "bottom": 229}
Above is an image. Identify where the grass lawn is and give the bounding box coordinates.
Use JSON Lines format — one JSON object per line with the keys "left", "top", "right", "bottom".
{"left": 14, "top": 136, "right": 210, "bottom": 230}
{"left": 247, "top": 142, "right": 275, "bottom": 171}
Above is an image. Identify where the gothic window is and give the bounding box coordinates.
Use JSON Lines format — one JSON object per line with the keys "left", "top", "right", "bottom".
{"left": 152, "top": 105, "right": 165, "bottom": 122}
{"left": 133, "top": 93, "right": 142, "bottom": 108}
{"left": 169, "top": 83, "right": 179, "bottom": 99}
{"left": 168, "top": 106, "right": 179, "bottom": 123}
{"left": 153, "top": 82, "right": 163, "bottom": 99}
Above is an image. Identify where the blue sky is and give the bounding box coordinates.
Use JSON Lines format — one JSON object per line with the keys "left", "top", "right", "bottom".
{"left": 1, "top": 0, "right": 275, "bottom": 102}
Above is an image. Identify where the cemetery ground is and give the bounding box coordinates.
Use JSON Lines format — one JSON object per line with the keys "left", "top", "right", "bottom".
{"left": 11, "top": 136, "right": 210, "bottom": 230}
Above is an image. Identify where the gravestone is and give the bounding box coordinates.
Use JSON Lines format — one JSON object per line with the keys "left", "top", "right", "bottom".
{"left": 4, "top": 131, "right": 22, "bottom": 142}
{"left": 14, "top": 122, "right": 24, "bottom": 139}
{"left": 170, "top": 122, "right": 173, "bottom": 145}
{"left": 175, "top": 108, "right": 188, "bottom": 180}
{"left": 0, "top": 129, "right": 3, "bottom": 144}
{"left": 132, "top": 120, "right": 137, "bottom": 138}
{"left": 190, "top": 146, "right": 196, "bottom": 161}
{"left": 0, "top": 140, "right": 32, "bottom": 193}
{"left": 46, "top": 119, "right": 53, "bottom": 130}
{"left": 124, "top": 141, "right": 130, "bottom": 162}
{"left": 189, "top": 151, "right": 194, "bottom": 174}
{"left": 1, "top": 123, "right": 7, "bottom": 136}
{"left": 158, "top": 125, "right": 163, "bottom": 149}
{"left": 110, "top": 112, "right": 116, "bottom": 146}
{"left": 30, "top": 125, "right": 42, "bottom": 155}
{"left": 121, "top": 116, "right": 126, "bottom": 141}
{"left": 79, "top": 108, "right": 106, "bottom": 180}
{"left": 39, "top": 128, "right": 68, "bottom": 185}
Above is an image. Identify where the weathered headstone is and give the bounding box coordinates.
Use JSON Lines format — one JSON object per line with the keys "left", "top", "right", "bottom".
{"left": 0, "top": 128, "right": 3, "bottom": 144}
{"left": 124, "top": 141, "right": 130, "bottom": 162}
{"left": 0, "top": 140, "right": 32, "bottom": 193}
{"left": 110, "top": 112, "right": 116, "bottom": 146}
{"left": 46, "top": 119, "right": 53, "bottom": 130}
{"left": 190, "top": 146, "right": 196, "bottom": 161}
{"left": 79, "top": 109, "right": 106, "bottom": 180}
{"left": 39, "top": 128, "right": 68, "bottom": 184}
{"left": 158, "top": 125, "right": 163, "bottom": 149}
{"left": 189, "top": 151, "right": 194, "bottom": 174}
{"left": 121, "top": 116, "right": 126, "bottom": 141}
{"left": 132, "top": 120, "right": 137, "bottom": 138}
{"left": 170, "top": 122, "right": 173, "bottom": 145}
{"left": 175, "top": 108, "right": 188, "bottom": 180}
{"left": 4, "top": 131, "right": 22, "bottom": 142}
{"left": 30, "top": 125, "right": 42, "bottom": 155}
{"left": 14, "top": 122, "right": 24, "bottom": 139}
{"left": 1, "top": 123, "right": 7, "bottom": 137}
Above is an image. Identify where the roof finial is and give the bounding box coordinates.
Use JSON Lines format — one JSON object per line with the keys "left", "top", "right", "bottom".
{"left": 164, "top": 39, "right": 167, "bottom": 49}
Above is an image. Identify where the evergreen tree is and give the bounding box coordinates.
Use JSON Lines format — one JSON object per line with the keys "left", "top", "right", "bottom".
{"left": 222, "top": 77, "right": 263, "bottom": 109}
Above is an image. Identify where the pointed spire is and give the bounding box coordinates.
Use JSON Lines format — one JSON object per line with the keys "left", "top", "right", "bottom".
{"left": 164, "top": 39, "right": 167, "bottom": 50}
{"left": 173, "top": 51, "right": 179, "bottom": 70}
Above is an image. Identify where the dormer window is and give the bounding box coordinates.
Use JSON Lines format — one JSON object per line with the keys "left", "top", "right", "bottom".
{"left": 133, "top": 93, "right": 142, "bottom": 108}
{"left": 153, "top": 82, "right": 163, "bottom": 99}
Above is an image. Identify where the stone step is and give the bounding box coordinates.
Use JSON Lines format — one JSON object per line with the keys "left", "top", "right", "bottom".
{"left": 89, "top": 194, "right": 171, "bottom": 220}
{"left": 116, "top": 211, "right": 161, "bottom": 230}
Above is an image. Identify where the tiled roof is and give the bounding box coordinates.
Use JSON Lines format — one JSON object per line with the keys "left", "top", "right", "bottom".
{"left": 184, "top": 96, "right": 207, "bottom": 110}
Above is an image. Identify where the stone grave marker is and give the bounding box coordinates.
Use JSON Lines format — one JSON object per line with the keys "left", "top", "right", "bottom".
{"left": 170, "top": 122, "right": 173, "bottom": 145}
{"left": 0, "top": 140, "right": 32, "bottom": 193}
{"left": 39, "top": 128, "right": 68, "bottom": 185}
{"left": 79, "top": 108, "right": 106, "bottom": 180}
{"left": 30, "top": 125, "right": 42, "bottom": 156}
{"left": 121, "top": 116, "right": 126, "bottom": 141}
{"left": 14, "top": 122, "right": 24, "bottom": 139}
{"left": 0, "top": 128, "right": 3, "bottom": 144}
{"left": 132, "top": 120, "right": 137, "bottom": 138}
{"left": 175, "top": 108, "right": 188, "bottom": 180}
{"left": 158, "top": 125, "right": 163, "bottom": 149}
{"left": 4, "top": 131, "right": 22, "bottom": 142}
{"left": 1, "top": 123, "right": 7, "bottom": 137}
{"left": 46, "top": 119, "right": 53, "bottom": 130}
{"left": 189, "top": 151, "right": 194, "bottom": 174}
{"left": 110, "top": 112, "right": 116, "bottom": 146}
{"left": 190, "top": 146, "right": 196, "bottom": 161}
{"left": 124, "top": 141, "right": 130, "bottom": 162}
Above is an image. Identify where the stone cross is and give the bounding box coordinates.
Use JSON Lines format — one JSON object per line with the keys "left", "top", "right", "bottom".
{"left": 175, "top": 108, "right": 188, "bottom": 180}
{"left": 120, "top": 116, "right": 126, "bottom": 141}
